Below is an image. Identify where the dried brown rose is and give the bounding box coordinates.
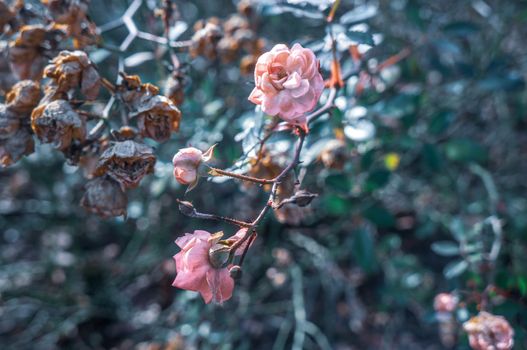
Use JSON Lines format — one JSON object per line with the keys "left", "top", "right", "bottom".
{"left": 164, "top": 74, "right": 185, "bottom": 106}
{"left": 9, "top": 24, "right": 66, "bottom": 80}
{"left": 31, "top": 99, "right": 86, "bottom": 150}
{"left": 0, "top": 127, "right": 34, "bottom": 167}
{"left": 44, "top": 50, "right": 101, "bottom": 100}
{"left": 94, "top": 140, "right": 156, "bottom": 188}
{"left": 318, "top": 139, "right": 348, "bottom": 170}
{"left": 190, "top": 20, "right": 223, "bottom": 59}
{"left": 131, "top": 95, "right": 181, "bottom": 142}
{"left": 223, "top": 14, "right": 250, "bottom": 35}
{"left": 0, "top": 104, "right": 20, "bottom": 139}
{"left": 217, "top": 36, "right": 240, "bottom": 63}
{"left": 80, "top": 176, "right": 128, "bottom": 218}
{"left": 117, "top": 73, "right": 159, "bottom": 106}
{"left": 0, "top": 1, "right": 15, "bottom": 35}
{"left": 5, "top": 80, "right": 41, "bottom": 114}
{"left": 42, "top": 0, "right": 97, "bottom": 48}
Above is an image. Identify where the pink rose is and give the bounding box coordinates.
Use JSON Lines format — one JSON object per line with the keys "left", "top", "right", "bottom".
{"left": 433, "top": 293, "right": 458, "bottom": 313}
{"left": 172, "top": 230, "right": 234, "bottom": 304}
{"left": 248, "top": 43, "right": 324, "bottom": 127}
{"left": 172, "top": 145, "right": 215, "bottom": 188}
{"left": 463, "top": 312, "right": 514, "bottom": 350}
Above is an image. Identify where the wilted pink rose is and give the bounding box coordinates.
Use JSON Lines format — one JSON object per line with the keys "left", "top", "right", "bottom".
{"left": 172, "top": 230, "right": 234, "bottom": 304}
{"left": 463, "top": 312, "right": 514, "bottom": 350}
{"left": 248, "top": 43, "right": 324, "bottom": 127}
{"left": 434, "top": 293, "right": 458, "bottom": 313}
{"left": 172, "top": 145, "right": 215, "bottom": 188}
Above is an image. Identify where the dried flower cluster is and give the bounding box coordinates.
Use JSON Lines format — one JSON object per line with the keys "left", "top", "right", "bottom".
{"left": 189, "top": 2, "right": 265, "bottom": 75}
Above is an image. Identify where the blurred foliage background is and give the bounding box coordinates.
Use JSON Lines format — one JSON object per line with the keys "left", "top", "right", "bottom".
{"left": 1, "top": 0, "right": 527, "bottom": 349}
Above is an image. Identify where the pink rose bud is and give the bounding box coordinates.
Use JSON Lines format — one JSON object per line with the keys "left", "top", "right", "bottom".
{"left": 434, "top": 292, "right": 458, "bottom": 313}
{"left": 463, "top": 312, "right": 514, "bottom": 350}
{"left": 172, "top": 145, "right": 215, "bottom": 190}
{"left": 248, "top": 43, "right": 324, "bottom": 128}
{"left": 172, "top": 230, "right": 234, "bottom": 304}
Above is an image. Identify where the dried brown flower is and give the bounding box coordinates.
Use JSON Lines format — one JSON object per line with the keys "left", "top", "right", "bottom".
{"left": 9, "top": 24, "right": 66, "bottom": 80}
{"left": 31, "top": 99, "right": 86, "bottom": 150}
{"left": 190, "top": 21, "right": 223, "bottom": 59}
{"left": 318, "top": 139, "right": 348, "bottom": 170}
{"left": 94, "top": 140, "right": 156, "bottom": 188}
{"left": 0, "top": 1, "right": 15, "bottom": 35}
{"left": 44, "top": 50, "right": 101, "bottom": 100}
{"left": 131, "top": 95, "right": 181, "bottom": 142}
{"left": 164, "top": 74, "right": 185, "bottom": 106}
{"left": 0, "top": 104, "right": 20, "bottom": 139}
{"left": 42, "top": 0, "right": 97, "bottom": 48}
{"left": 5, "top": 80, "right": 41, "bottom": 114}
{"left": 0, "top": 127, "right": 34, "bottom": 167}
{"left": 80, "top": 176, "right": 128, "bottom": 218}
{"left": 118, "top": 73, "right": 159, "bottom": 106}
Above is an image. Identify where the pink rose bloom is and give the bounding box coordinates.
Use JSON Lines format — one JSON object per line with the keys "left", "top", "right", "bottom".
{"left": 172, "top": 145, "right": 215, "bottom": 187}
{"left": 463, "top": 312, "right": 514, "bottom": 350}
{"left": 172, "top": 230, "right": 234, "bottom": 304}
{"left": 248, "top": 43, "right": 324, "bottom": 127}
{"left": 434, "top": 293, "right": 458, "bottom": 313}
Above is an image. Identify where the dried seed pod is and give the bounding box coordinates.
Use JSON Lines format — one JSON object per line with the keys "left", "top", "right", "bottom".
{"left": 44, "top": 50, "right": 101, "bottom": 100}
{"left": 190, "top": 21, "right": 223, "bottom": 59}
{"left": 80, "top": 176, "right": 128, "bottom": 218}
{"left": 31, "top": 99, "right": 86, "bottom": 150}
{"left": 131, "top": 95, "right": 181, "bottom": 142}
{"left": 240, "top": 54, "right": 257, "bottom": 75}
{"left": 0, "top": 104, "right": 20, "bottom": 139}
{"left": 94, "top": 140, "right": 156, "bottom": 188}
{"left": 5, "top": 80, "right": 41, "bottom": 114}
{"left": 0, "top": 127, "right": 34, "bottom": 167}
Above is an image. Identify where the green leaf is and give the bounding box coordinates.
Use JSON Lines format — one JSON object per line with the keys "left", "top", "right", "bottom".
{"left": 365, "top": 169, "right": 391, "bottom": 192}
{"left": 363, "top": 204, "right": 395, "bottom": 229}
{"left": 444, "top": 138, "right": 487, "bottom": 164}
{"left": 431, "top": 241, "right": 460, "bottom": 256}
{"left": 347, "top": 31, "right": 375, "bottom": 46}
{"left": 323, "top": 195, "right": 351, "bottom": 216}
{"left": 443, "top": 259, "right": 468, "bottom": 279}
{"left": 325, "top": 174, "right": 352, "bottom": 193}
{"left": 352, "top": 227, "right": 378, "bottom": 273}
{"left": 442, "top": 22, "right": 480, "bottom": 37}
{"left": 428, "top": 111, "right": 454, "bottom": 135}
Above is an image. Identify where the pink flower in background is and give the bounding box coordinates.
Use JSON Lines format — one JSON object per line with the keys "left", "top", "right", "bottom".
{"left": 172, "top": 145, "right": 215, "bottom": 188}
{"left": 248, "top": 43, "right": 324, "bottom": 127}
{"left": 172, "top": 230, "right": 234, "bottom": 304}
{"left": 433, "top": 293, "right": 458, "bottom": 313}
{"left": 463, "top": 312, "right": 514, "bottom": 350}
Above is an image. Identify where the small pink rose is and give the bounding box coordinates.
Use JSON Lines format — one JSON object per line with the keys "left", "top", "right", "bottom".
{"left": 433, "top": 292, "right": 458, "bottom": 313}
{"left": 172, "top": 145, "right": 215, "bottom": 189}
{"left": 172, "top": 230, "right": 234, "bottom": 304}
{"left": 248, "top": 43, "right": 324, "bottom": 127}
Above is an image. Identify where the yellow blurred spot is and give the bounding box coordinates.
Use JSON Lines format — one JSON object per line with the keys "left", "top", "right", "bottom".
{"left": 384, "top": 153, "right": 400, "bottom": 171}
